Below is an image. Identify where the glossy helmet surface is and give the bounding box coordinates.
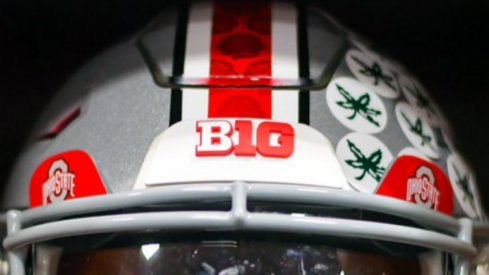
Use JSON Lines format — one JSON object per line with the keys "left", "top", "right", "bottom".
{"left": 1, "top": 1, "right": 489, "bottom": 275}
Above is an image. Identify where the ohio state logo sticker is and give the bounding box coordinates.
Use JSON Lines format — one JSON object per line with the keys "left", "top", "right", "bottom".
{"left": 376, "top": 155, "right": 454, "bottom": 215}
{"left": 30, "top": 150, "right": 107, "bottom": 208}
{"left": 42, "top": 159, "right": 75, "bottom": 205}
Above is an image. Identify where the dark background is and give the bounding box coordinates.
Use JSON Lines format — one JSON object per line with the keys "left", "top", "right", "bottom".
{"left": 1, "top": 0, "right": 488, "bottom": 209}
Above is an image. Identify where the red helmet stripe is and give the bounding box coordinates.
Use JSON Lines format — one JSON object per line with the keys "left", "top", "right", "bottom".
{"left": 208, "top": 2, "right": 273, "bottom": 119}
{"left": 179, "top": 1, "right": 300, "bottom": 123}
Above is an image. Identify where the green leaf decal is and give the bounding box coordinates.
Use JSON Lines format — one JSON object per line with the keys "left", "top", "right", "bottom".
{"left": 345, "top": 140, "right": 386, "bottom": 182}
{"left": 453, "top": 165, "right": 475, "bottom": 208}
{"left": 414, "top": 119, "right": 423, "bottom": 134}
{"left": 401, "top": 112, "right": 434, "bottom": 149}
{"left": 358, "top": 94, "right": 370, "bottom": 105}
{"left": 335, "top": 84, "right": 382, "bottom": 127}
{"left": 352, "top": 56, "right": 396, "bottom": 90}
{"left": 368, "top": 150, "right": 382, "bottom": 166}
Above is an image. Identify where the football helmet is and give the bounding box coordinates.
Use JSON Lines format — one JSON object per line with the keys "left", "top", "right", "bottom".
{"left": 1, "top": 1, "right": 488, "bottom": 275}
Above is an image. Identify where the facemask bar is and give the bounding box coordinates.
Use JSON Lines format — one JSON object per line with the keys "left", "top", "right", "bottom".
{"left": 3, "top": 182, "right": 489, "bottom": 275}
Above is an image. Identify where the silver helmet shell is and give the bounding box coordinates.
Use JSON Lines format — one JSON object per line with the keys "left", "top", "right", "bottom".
{"left": 1, "top": 1, "right": 488, "bottom": 274}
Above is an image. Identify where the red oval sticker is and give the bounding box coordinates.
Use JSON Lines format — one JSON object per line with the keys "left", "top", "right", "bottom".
{"left": 30, "top": 150, "right": 108, "bottom": 208}
{"left": 376, "top": 155, "right": 454, "bottom": 215}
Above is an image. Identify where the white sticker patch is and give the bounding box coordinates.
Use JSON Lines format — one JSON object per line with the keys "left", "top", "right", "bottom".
{"left": 447, "top": 153, "right": 478, "bottom": 218}
{"left": 346, "top": 49, "right": 400, "bottom": 99}
{"left": 399, "top": 75, "right": 441, "bottom": 127}
{"left": 326, "top": 77, "right": 387, "bottom": 134}
{"left": 336, "top": 132, "right": 393, "bottom": 193}
{"left": 133, "top": 119, "right": 348, "bottom": 189}
{"left": 398, "top": 147, "right": 430, "bottom": 161}
{"left": 395, "top": 102, "right": 439, "bottom": 159}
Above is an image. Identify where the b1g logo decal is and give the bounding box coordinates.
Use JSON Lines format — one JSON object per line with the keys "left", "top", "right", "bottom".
{"left": 137, "top": 118, "right": 348, "bottom": 189}
{"left": 30, "top": 150, "right": 107, "bottom": 208}
{"left": 196, "top": 120, "right": 294, "bottom": 158}
{"left": 376, "top": 155, "right": 453, "bottom": 215}
{"left": 137, "top": 119, "right": 347, "bottom": 189}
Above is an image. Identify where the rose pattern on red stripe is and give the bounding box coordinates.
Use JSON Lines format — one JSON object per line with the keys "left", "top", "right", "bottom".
{"left": 209, "top": 2, "right": 272, "bottom": 119}
{"left": 218, "top": 34, "right": 265, "bottom": 60}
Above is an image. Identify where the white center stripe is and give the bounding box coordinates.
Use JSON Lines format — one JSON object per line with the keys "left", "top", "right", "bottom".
{"left": 181, "top": 1, "right": 213, "bottom": 120}
{"left": 272, "top": 2, "right": 299, "bottom": 123}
